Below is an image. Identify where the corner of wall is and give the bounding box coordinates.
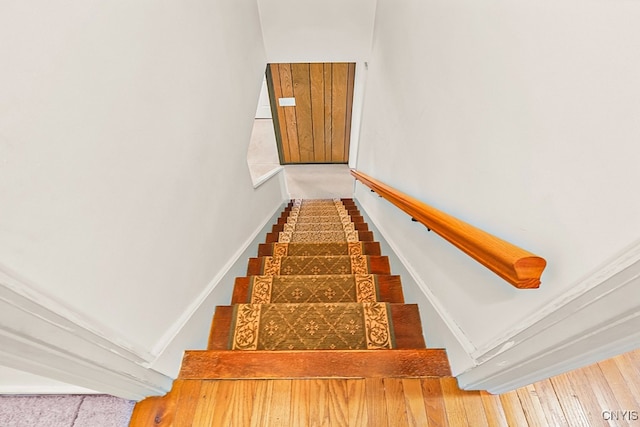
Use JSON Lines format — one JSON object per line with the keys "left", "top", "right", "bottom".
{"left": 354, "top": 183, "right": 640, "bottom": 392}
{"left": 458, "top": 240, "right": 640, "bottom": 393}
{"left": 149, "top": 201, "right": 286, "bottom": 378}
{"left": 0, "top": 199, "right": 288, "bottom": 399}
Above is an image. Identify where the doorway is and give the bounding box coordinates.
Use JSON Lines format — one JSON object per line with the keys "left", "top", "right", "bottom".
{"left": 266, "top": 63, "right": 356, "bottom": 164}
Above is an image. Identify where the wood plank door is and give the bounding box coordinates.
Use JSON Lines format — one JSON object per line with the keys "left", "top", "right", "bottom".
{"left": 266, "top": 63, "right": 355, "bottom": 164}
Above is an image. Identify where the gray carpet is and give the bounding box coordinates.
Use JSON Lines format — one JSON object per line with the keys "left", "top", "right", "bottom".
{"left": 0, "top": 395, "right": 134, "bottom": 427}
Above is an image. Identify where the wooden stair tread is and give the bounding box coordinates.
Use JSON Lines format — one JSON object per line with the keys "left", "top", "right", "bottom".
{"left": 231, "top": 275, "right": 405, "bottom": 304}
{"left": 207, "top": 303, "right": 425, "bottom": 350}
{"left": 179, "top": 348, "right": 451, "bottom": 379}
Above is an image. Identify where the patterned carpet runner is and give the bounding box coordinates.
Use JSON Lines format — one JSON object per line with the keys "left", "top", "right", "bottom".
{"left": 229, "top": 199, "right": 397, "bottom": 351}
{"left": 230, "top": 302, "right": 394, "bottom": 351}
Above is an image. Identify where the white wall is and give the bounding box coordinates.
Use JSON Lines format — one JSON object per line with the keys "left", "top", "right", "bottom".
{"left": 356, "top": 0, "right": 640, "bottom": 389}
{"left": 0, "top": 366, "right": 96, "bottom": 395}
{"left": 257, "top": 0, "right": 377, "bottom": 63}
{"left": 0, "top": 0, "right": 285, "bottom": 397}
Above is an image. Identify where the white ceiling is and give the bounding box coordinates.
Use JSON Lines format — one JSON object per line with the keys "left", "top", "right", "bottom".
{"left": 257, "top": 0, "right": 378, "bottom": 63}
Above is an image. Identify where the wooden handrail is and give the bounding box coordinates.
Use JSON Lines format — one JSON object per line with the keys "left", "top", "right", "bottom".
{"left": 351, "top": 170, "right": 546, "bottom": 289}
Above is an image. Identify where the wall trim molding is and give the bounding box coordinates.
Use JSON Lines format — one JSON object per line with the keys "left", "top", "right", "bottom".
{"left": 471, "top": 239, "right": 640, "bottom": 361}
{"left": 467, "top": 315, "right": 640, "bottom": 394}
{"left": 0, "top": 272, "right": 172, "bottom": 400}
{"left": 149, "top": 200, "right": 287, "bottom": 361}
{"left": 458, "top": 246, "right": 640, "bottom": 393}
{"left": 0, "top": 263, "right": 154, "bottom": 364}
{"left": 0, "top": 199, "right": 288, "bottom": 400}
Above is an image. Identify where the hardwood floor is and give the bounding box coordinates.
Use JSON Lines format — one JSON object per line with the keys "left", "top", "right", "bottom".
{"left": 131, "top": 348, "right": 640, "bottom": 426}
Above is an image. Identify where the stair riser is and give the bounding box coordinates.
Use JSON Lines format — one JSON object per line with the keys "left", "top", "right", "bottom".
{"left": 231, "top": 275, "right": 405, "bottom": 304}
{"left": 180, "top": 349, "right": 451, "bottom": 379}
{"left": 246, "top": 256, "right": 391, "bottom": 276}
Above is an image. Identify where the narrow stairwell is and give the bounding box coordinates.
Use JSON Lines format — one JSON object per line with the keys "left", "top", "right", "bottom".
{"left": 130, "top": 199, "right": 451, "bottom": 426}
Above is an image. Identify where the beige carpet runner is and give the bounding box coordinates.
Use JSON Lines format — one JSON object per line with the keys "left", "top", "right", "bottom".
{"left": 229, "top": 199, "right": 397, "bottom": 351}
{"left": 230, "top": 302, "right": 394, "bottom": 351}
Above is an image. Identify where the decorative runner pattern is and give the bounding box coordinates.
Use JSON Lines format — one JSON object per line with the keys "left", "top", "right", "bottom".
{"left": 292, "top": 199, "right": 341, "bottom": 205}
{"left": 283, "top": 222, "right": 355, "bottom": 233}
{"left": 287, "top": 215, "right": 353, "bottom": 224}
{"left": 287, "top": 209, "right": 350, "bottom": 222}
{"left": 261, "top": 255, "right": 370, "bottom": 276}
{"left": 288, "top": 199, "right": 351, "bottom": 220}
{"left": 231, "top": 199, "right": 399, "bottom": 353}
{"left": 272, "top": 242, "right": 364, "bottom": 257}
{"left": 248, "top": 274, "right": 379, "bottom": 304}
{"left": 230, "top": 302, "right": 395, "bottom": 350}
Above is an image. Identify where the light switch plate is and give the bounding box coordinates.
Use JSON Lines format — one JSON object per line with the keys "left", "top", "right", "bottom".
{"left": 278, "top": 97, "right": 296, "bottom": 107}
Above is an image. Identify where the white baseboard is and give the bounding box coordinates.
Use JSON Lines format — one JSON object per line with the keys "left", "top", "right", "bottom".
{"left": 0, "top": 267, "right": 172, "bottom": 400}
{"left": 149, "top": 200, "right": 287, "bottom": 376}
{"left": 471, "top": 239, "right": 640, "bottom": 361}
{"left": 458, "top": 243, "right": 640, "bottom": 393}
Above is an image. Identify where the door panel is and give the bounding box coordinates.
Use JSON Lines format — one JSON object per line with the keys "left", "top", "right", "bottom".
{"left": 310, "top": 63, "right": 325, "bottom": 161}
{"left": 278, "top": 64, "right": 300, "bottom": 163}
{"left": 323, "top": 63, "right": 333, "bottom": 163}
{"left": 267, "top": 63, "right": 355, "bottom": 164}
{"left": 291, "top": 64, "right": 314, "bottom": 163}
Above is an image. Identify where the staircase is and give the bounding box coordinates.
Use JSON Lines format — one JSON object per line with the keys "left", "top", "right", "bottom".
{"left": 130, "top": 199, "right": 451, "bottom": 426}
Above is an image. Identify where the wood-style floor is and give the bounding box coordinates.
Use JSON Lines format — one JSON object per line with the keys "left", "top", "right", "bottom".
{"left": 130, "top": 348, "right": 640, "bottom": 426}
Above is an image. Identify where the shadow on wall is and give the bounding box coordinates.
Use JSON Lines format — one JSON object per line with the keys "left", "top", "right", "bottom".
{"left": 246, "top": 118, "right": 281, "bottom": 186}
